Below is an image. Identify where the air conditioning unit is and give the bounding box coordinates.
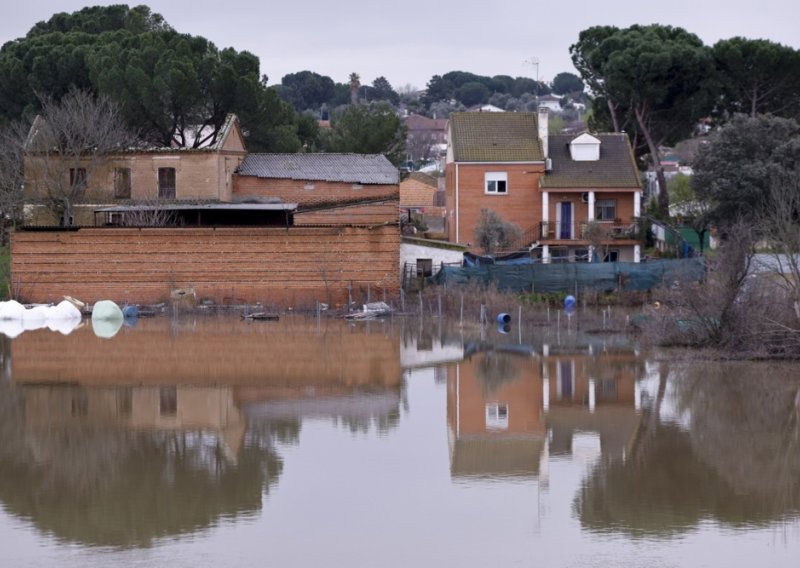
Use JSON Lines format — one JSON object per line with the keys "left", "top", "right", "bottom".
{"left": 580, "top": 192, "right": 590, "bottom": 203}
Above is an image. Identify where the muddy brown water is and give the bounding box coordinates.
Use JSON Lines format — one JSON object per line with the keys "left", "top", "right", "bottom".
{"left": 0, "top": 315, "right": 798, "bottom": 567}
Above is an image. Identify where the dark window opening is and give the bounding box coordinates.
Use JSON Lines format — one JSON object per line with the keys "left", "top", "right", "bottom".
{"left": 114, "top": 168, "right": 131, "bottom": 199}
{"left": 158, "top": 167, "right": 176, "bottom": 199}
{"left": 595, "top": 199, "right": 617, "bottom": 221}
{"left": 417, "top": 258, "right": 433, "bottom": 277}
{"left": 159, "top": 386, "right": 177, "bottom": 416}
{"left": 69, "top": 168, "right": 87, "bottom": 193}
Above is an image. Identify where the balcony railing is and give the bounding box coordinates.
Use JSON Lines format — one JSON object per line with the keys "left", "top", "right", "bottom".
{"left": 540, "top": 220, "right": 638, "bottom": 241}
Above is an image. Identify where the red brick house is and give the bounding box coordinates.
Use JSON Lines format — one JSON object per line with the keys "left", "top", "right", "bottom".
{"left": 445, "top": 110, "right": 643, "bottom": 262}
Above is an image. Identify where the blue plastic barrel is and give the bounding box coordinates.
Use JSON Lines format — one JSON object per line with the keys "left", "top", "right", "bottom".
{"left": 497, "top": 312, "right": 511, "bottom": 324}
{"left": 564, "top": 295, "right": 577, "bottom": 309}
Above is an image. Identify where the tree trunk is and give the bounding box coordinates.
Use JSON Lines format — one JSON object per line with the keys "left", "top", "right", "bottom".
{"left": 607, "top": 98, "right": 620, "bottom": 132}
{"left": 633, "top": 104, "right": 669, "bottom": 216}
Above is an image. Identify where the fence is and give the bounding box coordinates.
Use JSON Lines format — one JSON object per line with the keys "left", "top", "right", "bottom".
{"left": 430, "top": 258, "right": 705, "bottom": 294}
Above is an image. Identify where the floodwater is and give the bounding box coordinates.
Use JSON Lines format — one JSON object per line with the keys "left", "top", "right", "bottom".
{"left": 0, "top": 314, "right": 799, "bottom": 567}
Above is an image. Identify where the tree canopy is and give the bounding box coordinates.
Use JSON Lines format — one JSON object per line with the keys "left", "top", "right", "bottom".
{"left": 712, "top": 37, "right": 800, "bottom": 119}
{"left": 551, "top": 72, "right": 584, "bottom": 95}
{"left": 571, "top": 24, "right": 717, "bottom": 214}
{"left": 0, "top": 4, "right": 304, "bottom": 151}
{"left": 321, "top": 102, "right": 407, "bottom": 166}
{"left": 692, "top": 114, "right": 800, "bottom": 225}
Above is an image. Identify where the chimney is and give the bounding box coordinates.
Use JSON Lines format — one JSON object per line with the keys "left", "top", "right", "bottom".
{"left": 538, "top": 107, "right": 549, "bottom": 159}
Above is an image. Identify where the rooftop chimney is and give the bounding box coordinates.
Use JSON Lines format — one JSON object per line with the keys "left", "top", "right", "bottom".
{"left": 538, "top": 107, "right": 549, "bottom": 159}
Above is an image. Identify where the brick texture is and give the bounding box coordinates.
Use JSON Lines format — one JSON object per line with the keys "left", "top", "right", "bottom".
{"left": 11, "top": 226, "right": 400, "bottom": 306}
{"left": 295, "top": 200, "right": 399, "bottom": 225}
{"left": 233, "top": 175, "right": 398, "bottom": 206}
{"left": 446, "top": 162, "right": 545, "bottom": 247}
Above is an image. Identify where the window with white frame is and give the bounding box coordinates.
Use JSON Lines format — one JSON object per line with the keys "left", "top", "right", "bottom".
{"left": 486, "top": 402, "right": 509, "bottom": 430}
{"left": 484, "top": 172, "right": 507, "bottom": 194}
{"left": 595, "top": 198, "right": 617, "bottom": 221}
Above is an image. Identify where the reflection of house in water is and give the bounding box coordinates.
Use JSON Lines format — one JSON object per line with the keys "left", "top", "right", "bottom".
{"left": 542, "top": 346, "right": 643, "bottom": 461}
{"left": 447, "top": 351, "right": 546, "bottom": 480}
{"left": 0, "top": 318, "right": 405, "bottom": 547}
{"left": 446, "top": 343, "right": 645, "bottom": 479}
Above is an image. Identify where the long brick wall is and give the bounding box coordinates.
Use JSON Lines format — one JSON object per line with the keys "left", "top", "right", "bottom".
{"left": 11, "top": 226, "right": 400, "bottom": 306}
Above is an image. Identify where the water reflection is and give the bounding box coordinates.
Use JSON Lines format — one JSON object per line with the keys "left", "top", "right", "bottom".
{"left": 1, "top": 317, "right": 799, "bottom": 564}
{"left": 0, "top": 318, "right": 406, "bottom": 548}
{"left": 576, "top": 362, "right": 800, "bottom": 536}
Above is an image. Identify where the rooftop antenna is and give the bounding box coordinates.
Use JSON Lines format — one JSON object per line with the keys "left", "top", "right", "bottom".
{"left": 523, "top": 57, "right": 540, "bottom": 107}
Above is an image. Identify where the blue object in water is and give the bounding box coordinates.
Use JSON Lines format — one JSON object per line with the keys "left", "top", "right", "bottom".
{"left": 497, "top": 323, "right": 511, "bottom": 334}
{"left": 564, "top": 295, "right": 577, "bottom": 309}
{"left": 497, "top": 312, "right": 511, "bottom": 324}
{"left": 122, "top": 304, "right": 139, "bottom": 319}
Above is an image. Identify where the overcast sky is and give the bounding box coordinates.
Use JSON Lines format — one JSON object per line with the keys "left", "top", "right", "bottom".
{"left": 1, "top": 0, "right": 798, "bottom": 90}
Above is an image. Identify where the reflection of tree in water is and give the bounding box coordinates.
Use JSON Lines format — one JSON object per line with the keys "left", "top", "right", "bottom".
{"left": 0, "top": 383, "right": 289, "bottom": 548}
{"left": 474, "top": 352, "right": 520, "bottom": 394}
{"left": 575, "top": 362, "right": 800, "bottom": 537}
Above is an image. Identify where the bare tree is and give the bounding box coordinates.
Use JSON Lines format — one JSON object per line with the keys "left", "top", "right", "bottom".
{"left": 23, "top": 88, "right": 136, "bottom": 226}
{"left": 406, "top": 131, "right": 436, "bottom": 164}
{"left": 0, "top": 121, "right": 29, "bottom": 243}
{"left": 474, "top": 209, "right": 521, "bottom": 257}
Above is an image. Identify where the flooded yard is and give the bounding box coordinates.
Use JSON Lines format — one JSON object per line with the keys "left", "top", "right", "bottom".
{"left": 0, "top": 315, "right": 798, "bottom": 567}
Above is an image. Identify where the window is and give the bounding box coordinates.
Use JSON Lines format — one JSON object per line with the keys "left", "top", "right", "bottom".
{"left": 416, "top": 258, "right": 433, "bottom": 277}
{"left": 574, "top": 248, "right": 590, "bottom": 263}
{"left": 69, "top": 167, "right": 87, "bottom": 192}
{"left": 603, "top": 249, "right": 619, "bottom": 262}
{"left": 486, "top": 403, "right": 509, "bottom": 430}
{"left": 108, "top": 212, "right": 124, "bottom": 226}
{"left": 159, "top": 386, "right": 177, "bottom": 416}
{"left": 484, "top": 172, "right": 507, "bottom": 194}
{"left": 158, "top": 167, "right": 176, "bottom": 199}
{"left": 114, "top": 167, "right": 131, "bottom": 198}
{"left": 595, "top": 199, "right": 617, "bottom": 221}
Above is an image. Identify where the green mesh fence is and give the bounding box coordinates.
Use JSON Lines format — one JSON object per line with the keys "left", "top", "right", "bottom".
{"left": 430, "top": 258, "right": 705, "bottom": 293}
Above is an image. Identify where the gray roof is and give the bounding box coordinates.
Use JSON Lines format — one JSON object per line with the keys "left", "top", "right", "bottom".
{"left": 237, "top": 153, "right": 399, "bottom": 185}
{"left": 541, "top": 133, "right": 642, "bottom": 189}
{"left": 96, "top": 203, "right": 297, "bottom": 212}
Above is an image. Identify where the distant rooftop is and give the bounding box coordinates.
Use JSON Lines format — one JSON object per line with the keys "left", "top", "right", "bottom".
{"left": 237, "top": 153, "right": 399, "bottom": 185}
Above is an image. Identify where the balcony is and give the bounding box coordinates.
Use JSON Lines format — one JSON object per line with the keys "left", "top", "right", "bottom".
{"left": 540, "top": 220, "right": 638, "bottom": 241}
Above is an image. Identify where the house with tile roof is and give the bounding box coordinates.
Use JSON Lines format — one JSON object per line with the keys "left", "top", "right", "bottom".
{"left": 23, "top": 113, "right": 248, "bottom": 226}
{"left": 445, "top": 110, "right": 643, "bottom": 262}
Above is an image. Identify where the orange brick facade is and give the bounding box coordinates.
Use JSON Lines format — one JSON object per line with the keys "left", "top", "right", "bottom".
{"left": 445, "top": 162, "right": 545, "bottom": 246}
{"left": 233, "top": 175, "right": 398, "bottom": 207}
{"left": 294, "top": 199, "right": 399, "bottom": 225}
{"left": 400, "top": 176, "right": 438, "bottom": 207}
{"left": 11, "top": 226, "right": 400, "bottom": 306}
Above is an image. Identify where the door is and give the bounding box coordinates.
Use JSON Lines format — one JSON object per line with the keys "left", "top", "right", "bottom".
{"left": 558, "top": 202, "right": 573, "bottom": 239}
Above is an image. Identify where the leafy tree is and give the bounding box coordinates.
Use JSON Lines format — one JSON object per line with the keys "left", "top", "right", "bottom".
{"left": 322, "top": 102, "right": 406, "bottom": 165}
{"left": 0, "top": 5, "right": 303, "bottom": 152}
{"left": 454, "top": 82, "right": 490, "bottom": 106}
{"left": 692, "top": 114, "right": 800, "bottom": 226}
{"left": 491, "top": 75, "right": 515, "bottom": 94}
{"left": 370, "top": 76, "right": 399, "bottom": 105}
{"left": 551, "top": 72, "right": 584, "bottom": 95}
{"left": 473, "top": 209, "right": 521, "bottom": 256}
{"left": 571, "top": 25, "right": 717, "bottom": 215}
{"left": 712, "top": 37, "right": 800, "bottom": 119}
{"left": 279, "top": 70, "right": 336, "bottom": 111}
{"left": 349, "top": 73, "right": 360, "bottom": 105}
{"left": 423, "top": 75, "right": 455, "bottom": 106}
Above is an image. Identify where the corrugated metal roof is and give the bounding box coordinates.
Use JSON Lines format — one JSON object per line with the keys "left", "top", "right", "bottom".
{"left": 237, "top": 153, "right": 399, "bottom": 184}
{"left": 450, "top": 112, "right": 545, "bottom": 162}
{"left": 541, "top": 133, "right": 642, "bottom": 189}
{"left": 96, "top": 203, "right": 298, "bottom": 212}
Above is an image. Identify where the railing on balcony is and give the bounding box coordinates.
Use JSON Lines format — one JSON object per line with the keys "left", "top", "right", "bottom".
{"left": 540, "top": 220, "right": 638, "bottom": 241}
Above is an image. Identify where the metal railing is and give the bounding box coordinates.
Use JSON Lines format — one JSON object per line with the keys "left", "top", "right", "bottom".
{"left": 540, "top": 220, "right": 638, "bottom": 241}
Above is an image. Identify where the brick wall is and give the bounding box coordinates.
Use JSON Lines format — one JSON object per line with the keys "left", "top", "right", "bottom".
{"left": 295, "top": 199, "right": 399, "bottom": 225}
{"left": 400, "top": 176, "right": 437, "bottom": 207}
{"left": 446, "top": 162, "right": 545, "bottom": 248}
{"left": 234, "top": 175, "right": 398, "bottom": 206}
{"left": 11, "top": 226, "right": 400, "bottom": 306}
{"left": 12, "top": 318, "right": 402, "bottom": 387}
